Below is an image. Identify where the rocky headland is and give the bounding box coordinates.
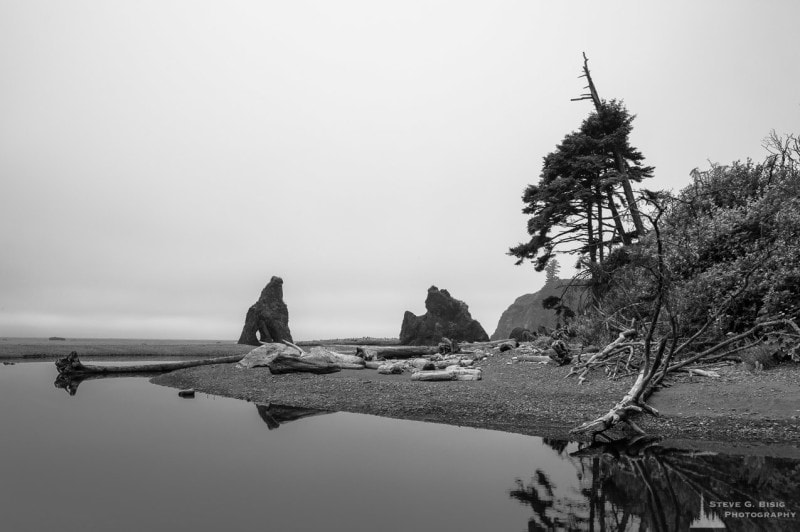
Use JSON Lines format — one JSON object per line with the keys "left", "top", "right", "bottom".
{"left": 399, "top": 286, "right": 489, "bottom": 345}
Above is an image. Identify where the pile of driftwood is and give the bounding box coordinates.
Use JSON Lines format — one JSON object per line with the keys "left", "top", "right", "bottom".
{"left": 53, "top": 338, "right": 510, "bottom": 389}
{"left": 353, "top": 338, "right": 496, "bottom": 381}
{"left": 566, "top": 317, "right": 800, "bottom": 438}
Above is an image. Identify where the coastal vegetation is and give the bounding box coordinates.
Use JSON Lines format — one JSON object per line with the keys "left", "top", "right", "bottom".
{"left": 510, "top": 56, "right": 800, "bottom": 436}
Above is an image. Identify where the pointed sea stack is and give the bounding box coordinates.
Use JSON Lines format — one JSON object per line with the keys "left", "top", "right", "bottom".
{"left": 399, "top": 286, "right": 489, "bottom": 346}
{"left": 237, "top": 276, "right": 293, "bottom": 346}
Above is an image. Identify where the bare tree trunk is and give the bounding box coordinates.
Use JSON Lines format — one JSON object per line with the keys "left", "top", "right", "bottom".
{"left": 606, "top": 189, "right": 631, "bottom": 245}
{"left": 587, "top": 199, "right": 597, "bottom": 263}
{"left": 596, "top": 188, "right": 605, "bottom": 262}
{"left": 573, "top": 53, "right": 646, "bottom": 237}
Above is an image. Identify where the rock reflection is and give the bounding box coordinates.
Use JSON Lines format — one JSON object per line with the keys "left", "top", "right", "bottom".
{"left": 255, "top": 403, "right": 331, "bottom": 430}
{"left": 511, "top": 437, "right": 800, "bottom": 531}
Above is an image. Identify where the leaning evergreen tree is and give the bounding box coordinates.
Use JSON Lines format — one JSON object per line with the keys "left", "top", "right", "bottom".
{"left": 510, "top": 56, "right": 653, "bottom": 273}
{"left": 509, "top": 100, "right": 653, "bottom": 271}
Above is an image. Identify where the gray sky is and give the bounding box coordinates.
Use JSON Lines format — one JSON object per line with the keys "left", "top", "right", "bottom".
{"left": 1, "top": 1, "right": 798, "bottom": 340}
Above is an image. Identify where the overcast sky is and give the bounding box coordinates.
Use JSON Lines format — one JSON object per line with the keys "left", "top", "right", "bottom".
{"left": 1, "top": 1, "right": 798, "bottom": 340}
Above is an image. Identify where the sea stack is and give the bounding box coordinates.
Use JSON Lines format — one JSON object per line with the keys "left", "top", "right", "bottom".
{"left": 399, "top": 286, "right": 489, "bottom": 346}
{"left": 237, "top": 276, "right": 293, "bottom": 346}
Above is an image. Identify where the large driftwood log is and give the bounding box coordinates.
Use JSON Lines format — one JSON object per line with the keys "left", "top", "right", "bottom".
{"left": 236, "top": 343, "right": 301, "bottom": 368}
{"left": 364, "top": 346, "right": 439, "bottom": 359}
{"left": 55, "top": 351, "right": 246, "bottom": 375}
{"left": 301, "top": 347, "right": 365, "bottom": 369}
{"left": 266, "top": 353, "right": 342, "bottom": 374}
{"left": 245, "top": 342, "right": 357, "bottom": 373}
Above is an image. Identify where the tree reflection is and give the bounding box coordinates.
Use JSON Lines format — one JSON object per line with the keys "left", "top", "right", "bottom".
{"left": 511, "top": 437, "right": 800, "bottom": 531}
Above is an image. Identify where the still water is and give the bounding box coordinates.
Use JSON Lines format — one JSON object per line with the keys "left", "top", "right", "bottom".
{"left": 1, "top": 361, "right": 798, "bottom": 532}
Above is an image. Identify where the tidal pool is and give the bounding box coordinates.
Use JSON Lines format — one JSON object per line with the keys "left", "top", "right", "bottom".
{"left": 1, "top": 361, "right": 798, "bottom": 531}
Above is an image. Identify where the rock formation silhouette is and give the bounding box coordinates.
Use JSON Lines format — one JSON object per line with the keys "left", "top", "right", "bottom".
{"left": 399, "top": 286, "right": 489, "bottom": 345}
{"left": 237, "top": 276, "right": 293, "bottom": 346}
{"left": 491, "top": 279, "right": 585, "bottom": 340}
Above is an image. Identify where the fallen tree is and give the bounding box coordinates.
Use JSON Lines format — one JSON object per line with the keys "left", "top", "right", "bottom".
{"left": 55, "top": 351, "right": 246, "bottom": 376}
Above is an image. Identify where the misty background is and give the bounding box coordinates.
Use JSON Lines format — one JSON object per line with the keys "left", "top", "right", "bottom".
{"left": 1, "top": 1, "right": 798, "bottom": 340}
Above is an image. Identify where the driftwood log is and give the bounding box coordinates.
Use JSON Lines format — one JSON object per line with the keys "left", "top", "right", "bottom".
{"left": 409, "top": 358, "right": 435, "bottom": 370}
{"left": 411, "top": 366, "right": 482, "bottom": 381}
{"left": 355, "top": 347, "right": 377, "bottom": 361}
{"left": 237, "top": 342, "right": 360, "bottom": 372}
{"left": 266, "top": 353, "right": 342, "bottom": 374}
{"left": 357, "top": 346, "right": 439, "bottom": 359}
{"left": 515, "top": 355, "right": 552, "bottom": 363}
{"left": 55, "top": 351, "right": 246, "bottom": 375}
{"left": 300, "top": 347, "right": 365, "bottom": 369}
{"left": 377, "top": 362, "right": 405, "bottom": 374}
{"left": 355, "top": 341, "right": 513, "bottom": 360}
{"left": 571, "top": 337, "right": 668, "bottom": 437}
{"left": 464, "top": 339, "right": 518, "bottom": 348}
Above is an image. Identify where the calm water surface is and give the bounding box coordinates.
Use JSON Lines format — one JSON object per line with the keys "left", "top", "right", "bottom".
{"left": 1, "top": 361, "right": 798, "bottom": 531}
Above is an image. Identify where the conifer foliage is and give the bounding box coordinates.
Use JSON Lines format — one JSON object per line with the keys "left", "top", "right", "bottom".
{"left": 509, "top": 99, "right": 653, "bottom": 271}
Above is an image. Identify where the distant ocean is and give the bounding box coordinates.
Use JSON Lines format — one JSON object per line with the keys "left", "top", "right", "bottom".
{"left": 0, "top": 337, "right": 234, "bottom": 344}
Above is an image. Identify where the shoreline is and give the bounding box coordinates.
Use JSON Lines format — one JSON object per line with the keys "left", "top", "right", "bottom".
{"left": 150, "top": 351, "right": 800, "bottom": 451}
{"left": 6, "top": 339, "right": 798, "bottom": 450}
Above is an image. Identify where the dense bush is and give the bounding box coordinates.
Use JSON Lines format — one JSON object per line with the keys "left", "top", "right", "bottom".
{"left": 663, "top": 158, "right": 800, "bottom": 337}
{"left": 574, "top": 137, "right": 800, "bottom": 348}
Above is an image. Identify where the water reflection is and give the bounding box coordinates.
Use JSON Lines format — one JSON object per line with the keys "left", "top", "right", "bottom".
{"left": 54, "top": 371, "right": 332, "bottom": 430}
{"left": 54, "top": 372, "right": 156, "bottom": 395}
{"left": 11, "top": 361, "right": 795, "bottom": 531}
{"left": 511, "top": 437, "right": 800, "bottom": 531}
{"left": 254, "top": 403, "right": 331, "bottom": 429}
